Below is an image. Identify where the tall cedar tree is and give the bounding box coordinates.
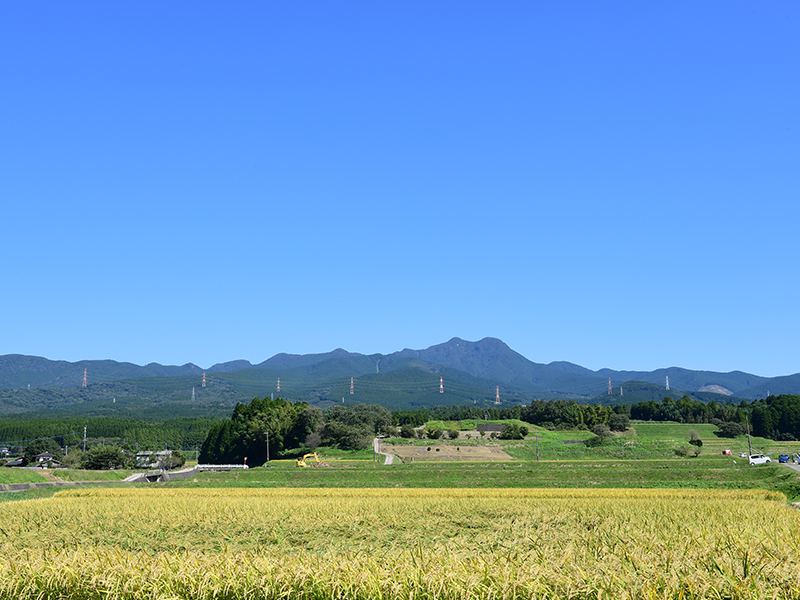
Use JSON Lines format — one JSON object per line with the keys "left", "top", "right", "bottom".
{"left": 199, "top": 398, "right": 321, "bottom": 466}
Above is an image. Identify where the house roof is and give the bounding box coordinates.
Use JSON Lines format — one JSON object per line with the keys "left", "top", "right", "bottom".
{"left": 476, "top": 424, "right": 506, "bottom": 433}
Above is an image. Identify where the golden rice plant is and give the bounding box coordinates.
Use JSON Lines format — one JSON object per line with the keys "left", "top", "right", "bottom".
{"left": 0, "top": 487, "right": 797, "bottom": 599}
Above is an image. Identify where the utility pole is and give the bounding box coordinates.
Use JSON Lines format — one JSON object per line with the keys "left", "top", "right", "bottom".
{"left": 83, "top": 426, "right": 87, "bottom": 453}
{"left": 264, "top": 431, "right": 269, "bottom": 463}
{"left": 535, "top": 431, "right": 539, "bottom": 462}
{"left": 746, "top": 414, "right": 753, "bottom": 457}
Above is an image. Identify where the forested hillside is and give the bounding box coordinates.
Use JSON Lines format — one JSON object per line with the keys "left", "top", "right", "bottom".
{"left": 2, "top": 338, "right": 798, "bottom": 421}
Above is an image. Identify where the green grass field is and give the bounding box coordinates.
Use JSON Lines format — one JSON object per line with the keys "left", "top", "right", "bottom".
{"left": 165, "top": 458, "right": 799, "bottom": 500}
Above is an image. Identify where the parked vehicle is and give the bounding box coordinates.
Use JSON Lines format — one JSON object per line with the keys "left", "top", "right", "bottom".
{"left": 778, "top": 454, "right": 790, "bottom": 463}
{"left": 748, "top": 454, "right": 771, "bottom": 465}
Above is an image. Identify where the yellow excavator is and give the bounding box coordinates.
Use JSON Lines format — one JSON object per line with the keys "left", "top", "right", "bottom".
{"left": 295, "top": 452, "right": 320, "bottom": 467}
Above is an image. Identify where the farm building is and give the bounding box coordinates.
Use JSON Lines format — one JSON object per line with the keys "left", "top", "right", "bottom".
{"left": 135, "top": 450, "right": 173, "bottom": 469}
{"left": 476, "top": 424, "right": 506, "bottom": 435}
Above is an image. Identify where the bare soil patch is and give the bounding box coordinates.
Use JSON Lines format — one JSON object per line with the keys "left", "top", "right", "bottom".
{"left": 381, "top": 440, "right": 513, "bottom": 462}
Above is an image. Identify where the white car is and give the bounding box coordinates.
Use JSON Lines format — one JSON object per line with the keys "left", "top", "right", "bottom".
{"left": 748, "top": 454, "right": 771, "bottom": 465}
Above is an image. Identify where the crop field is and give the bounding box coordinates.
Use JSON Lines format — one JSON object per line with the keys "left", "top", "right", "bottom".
{"left": 390, "top": 421, "right": 800, "bottom": 462}
{"left": 1, "top": 487, "right": 799, "bottom": 599}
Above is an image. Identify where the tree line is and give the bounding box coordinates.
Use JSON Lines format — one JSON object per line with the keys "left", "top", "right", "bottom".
{"left": 199, "top": 398, "right": 395, "bottom": 465}
{"left": 626, "top": 394, "right": 800, "bottom": 441}
{"left": 0, "top": 417, "right": 215, "bottom": 451}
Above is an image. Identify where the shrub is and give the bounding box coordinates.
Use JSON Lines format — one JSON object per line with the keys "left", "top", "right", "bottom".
{"left": 674, "top": 445, "right": 693, "bottom": 457}
{"left": 305, "top": 432, "right": 322, "bottom": 449}
{"left": 163, "top": 450, "right": 186, "bottom": 470}
{"left": 609, "top": 414, "right": 630, "bottom": 432}
{"left": 80, "top": 446, "right": 132, "bottom": 470}
{"left": 499, "top": 424, "right": 529, "bottom": 440}
{"left": 400, "top": 424, "right": 416, "bottom": 439}
{"left": 447, "top": 430, "right": 459, "bottom": 440}
{"left": 591, "top": 424, "right": 612, "bottom": 439}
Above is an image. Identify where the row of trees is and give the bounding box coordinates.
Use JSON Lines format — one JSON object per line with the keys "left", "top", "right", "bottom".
{"left": 630, "top": 396, "right": 746, "bottom": 424}
{"left": 200, "top": 398, "right": 321, "bottom": 465}
{"left": 0, "top": 417, "right": 214, "bottom": 450}
{"left": 392, "top": 405, "right": 525, "bottom": 426}
{"left": 392, "top": 402, "right": 631, "bottom": 433}
{"left": 629, "top": 395, "right": 800, "bottom": 441}
{"left": 199, "top": 398, "right": 396, "bottom": 464}
{"left": 520, "top": 400, "right": 630, "bottom": 431}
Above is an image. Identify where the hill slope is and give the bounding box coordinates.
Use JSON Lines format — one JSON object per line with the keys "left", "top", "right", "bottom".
{"left": 1, "top": 338, "right": 797, "bottom": 418}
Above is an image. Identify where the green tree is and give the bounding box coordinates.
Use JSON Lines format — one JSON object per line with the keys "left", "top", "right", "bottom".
{"left": 80, "top": 446, "right": 132, "bottom": 470}
{"left": 399, "top": 424, "right": 416, "bottom": 438}
{"left": 323, "top": 404, "right": 392, "bottom": 450}
{"left": 425, "top": 427, "right": 443, "bottom": 440}
{"left": 608, "top": 413, "right": 630, "bottom": 432}
{"left": 162, "top": 450, "right": 186, "bottom": 470}
{"left": 715, "top": 421, "right": 748, "bottom": 438}
{"left": 200, "top": 398, "right": 318, "bottom": 465}
{"left": 23, "top": 438, "right": 62, "bottom": 465}
{"left": 499, "top": 423, "right": 528, "bottom": 440}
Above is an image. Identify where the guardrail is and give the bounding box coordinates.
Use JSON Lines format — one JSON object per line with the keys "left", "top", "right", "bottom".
{"left": 196, "top": 464, "right": 249, "bottom": 471}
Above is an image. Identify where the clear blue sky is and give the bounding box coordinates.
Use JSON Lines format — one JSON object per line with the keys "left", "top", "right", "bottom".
{"left": 1, "top": 2, "right": 798, "bottom": 377}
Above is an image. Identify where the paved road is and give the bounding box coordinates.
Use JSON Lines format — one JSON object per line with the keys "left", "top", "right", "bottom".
{"left": 373, "top": 437, "right": 394, "bottom": 465}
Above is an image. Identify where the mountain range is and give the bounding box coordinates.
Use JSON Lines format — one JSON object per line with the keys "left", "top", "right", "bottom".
{"left": 1, "top": 337, "right": 797, "bottom": 419}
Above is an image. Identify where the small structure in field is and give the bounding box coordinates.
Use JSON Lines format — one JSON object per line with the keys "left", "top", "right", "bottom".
{"left": 135, "top": 451, "right": 173, "bottom": 469}
{"left": 476, "top": 424, "right": 506, "bottom": 435}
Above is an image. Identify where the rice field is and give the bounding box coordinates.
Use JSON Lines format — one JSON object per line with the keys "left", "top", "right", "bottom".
{"left": 0, "top": 487, "right": 799, "bottom": 599}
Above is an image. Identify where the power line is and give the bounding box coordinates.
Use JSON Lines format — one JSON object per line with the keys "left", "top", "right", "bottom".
{"left": 0, "top": 431, "right": 84, "bottom": 446}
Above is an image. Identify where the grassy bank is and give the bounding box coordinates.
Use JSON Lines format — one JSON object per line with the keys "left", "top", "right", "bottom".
{"left": 164, "top": 457, "right": 800, "bottom": 501}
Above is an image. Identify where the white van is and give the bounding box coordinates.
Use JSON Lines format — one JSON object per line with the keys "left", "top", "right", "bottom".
{"left": 748, "top": 454, "right": 771, "bottom": 465}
